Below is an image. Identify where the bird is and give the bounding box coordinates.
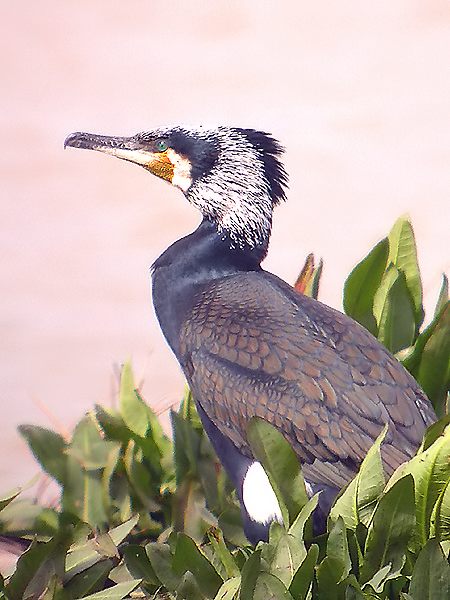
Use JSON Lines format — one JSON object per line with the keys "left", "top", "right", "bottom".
{"left": 65, "top": 126, "right": 435, "bottom": 544}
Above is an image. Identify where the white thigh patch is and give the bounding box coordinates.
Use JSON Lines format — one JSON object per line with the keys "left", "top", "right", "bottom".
{"left": 242, "top": 461, "right": 283, "bottom": 525}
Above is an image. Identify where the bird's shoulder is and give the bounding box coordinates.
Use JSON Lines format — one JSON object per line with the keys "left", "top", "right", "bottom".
{"left": 180, "top": 269, "right": 394, "bottom": 379}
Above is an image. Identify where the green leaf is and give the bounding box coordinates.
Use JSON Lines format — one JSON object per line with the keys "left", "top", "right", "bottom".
{"left": 65, "top": 516, "right": 138, "bottom": 578}
{"left": 173, "top": 533, "right": 223, "bottom": 598}
{"left": 176, "top": 571, "right": 207, "bottom": 600}
{"left": 122, "top": 440, "right": 161, "bottom": 513}
{"left": 119, "top": 362, "right": 149, "bottom": 437}
{"left": 0, "top": 487, "right": 22, "bottom": 513}
{"left": 140, "top": 390, "right": 172, "bottom": 457}
{"left": 5, "top": 521, "right": 74, "bottom": 600}
{"left": 419, "top": 415, "right": 450, "bottom": 452}
{"left": 218, "top": 506, "right": 249, "bottom": 547}
{"left": 388, "top": 217, "right": 423, "bottom": 328}
{"left": 239, "top": 549, "right": 261, "bottom": 600}
{"left": 361, "top": 475, "right": 415, "bottom": 583}
{"left": 69, "top": 412, "right": 103, "bottom": 450}
{"left": 431, "top": 478, "right": 450, "bottom": 540}
{"left": 354, "top": 426, "right": 386, "bottom": 527}
{"left": 18, "top": 425, "right": 67, "bottom": 483}
{"left": 363, "top": 559, "right": 405, "bottom": 594}
{"left": 172, "top": 475, "right": 212, "bottom": 541}
{"left": 289, "top": 543, "right": 319, "bottom": 600}
{"left": 197, "top": 437, "right": 225, "bottom": 514}
{"left": 343, "top": 237, "right": 389, "bottom": 335}
{"left": 402, "top": 302, "right": 447, "bottom": 371}
{"left": 4, "top": 539, "right": 53, "bottom": 600}
{"left": 62, "top": 416, "right": 109, "bottom": 527}
{"left": 179, "top": 386, "right": 203, "bottom": 429}
{"left": 327, "top": 517, "right": 352, "bottom": 582}
{"left": 265, "top": 523, "right": 306, "bottom": 587}
{"left": 91, "top": 531, "right": 119, "bottom": 559}
{"left": 63, "top": 412, "right": 118, "bottom": 474}
{"left": 108, "top": 515, "right": 138, "bottom": 545}
{"left": 373, "top": 264, "right": 416, "bottom": 353}
{"left": 441, "top": 539, "right": 450, "bottom": 556}
{"left": 435, "top": 274, "right": 449, "bottom": 317}
{"left": 390, "top": 424, "right": 450, "bottom": 550}
{"left": 330, "top": 427, "right": 386, "bottom": 529}
{"left": 414, "top": 302, "right": 450, "bottom": 416}
{"left": 81, "top": 579, "right": 141, "bottom": 599}
{"left": 94, "top": 406, "right": 132, "bottom": 445}
{"left": 145, "top": 542, "right": 181, "bottom": 591}
{"left": 330, "top": 475, "right": 359, "bottom": 530}
{"left": 317, "top": 517, "right": 352, "bottom": 599}
{"left": 171, "top": 410, "right": 202, "bottom": 483}
{"left": 64, "top": 559, "right": 113, "bottom": 598}
{"left": 122, "top": 544, "right": 159, "bottom": 588}
{"left": 288, "top": 493, "right": 319, "bottom": 540}
{"left": 101, "top": 442, "right": 122, "bottom": 518}
{"left": 253, "top": 572, "right": 294, "bottom": 599}
{"left": 207, "top": 527, "right": 240, "bottom": 578}
{"left": 247, "top": 418, "right": 308, "bottom": 527}
{"left": 363, "top": 564, "right": 390, "bottom": 593}
{"left": 39, "top": 574, "right": 66, "bottom": 600}
{"left": 345, "top": 582, "right": 366, "bottom": 600}
{"left": 409, "top": 538, "right": 450, "bottom": 600}
{"left": 0, "top": 477, "right": 45, "bottom": 530}
{"left": 213, "top": 577, "right": 241, "bottom": 600}
{"left": 66, "top": 439, "right": 120, "bottom": 471}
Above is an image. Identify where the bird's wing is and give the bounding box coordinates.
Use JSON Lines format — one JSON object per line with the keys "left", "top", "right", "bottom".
{"left": 179, "top": 271, "right": 434, "bottom": 488}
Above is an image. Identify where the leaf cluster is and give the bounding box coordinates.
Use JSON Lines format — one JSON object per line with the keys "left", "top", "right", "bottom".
{"left": 343, "top": 217, "right": 449, "bottom": 415}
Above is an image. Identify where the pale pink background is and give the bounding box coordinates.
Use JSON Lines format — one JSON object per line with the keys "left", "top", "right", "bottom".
{"left": 1, "top": 1, "right": 449, "bottom": 490}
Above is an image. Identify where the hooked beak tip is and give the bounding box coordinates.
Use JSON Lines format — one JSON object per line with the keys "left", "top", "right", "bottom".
{"left": 64, "top": 132, "right": 86, "bottom": 149}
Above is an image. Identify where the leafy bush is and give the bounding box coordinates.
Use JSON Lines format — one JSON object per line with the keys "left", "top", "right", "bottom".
{"left": 0, "top": 217, "right": 448, "bottom": 599}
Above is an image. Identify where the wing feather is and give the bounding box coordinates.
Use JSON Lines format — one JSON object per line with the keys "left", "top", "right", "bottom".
{"left": 180, "top": 271, "right": 434, "bottom": 488}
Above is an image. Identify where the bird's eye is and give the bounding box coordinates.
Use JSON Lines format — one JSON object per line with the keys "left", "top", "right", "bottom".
{"left": 156, "top": 139, "right": 168, "bottom": 152}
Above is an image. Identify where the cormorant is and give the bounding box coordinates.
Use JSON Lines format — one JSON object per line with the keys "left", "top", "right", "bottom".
{"left": 65, "top": 126, "right": 435, "bottom": 544}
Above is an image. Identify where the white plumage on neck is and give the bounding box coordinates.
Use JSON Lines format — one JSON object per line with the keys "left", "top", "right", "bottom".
{"left": 187, "top": 128, "right": 273, "bottom": 249}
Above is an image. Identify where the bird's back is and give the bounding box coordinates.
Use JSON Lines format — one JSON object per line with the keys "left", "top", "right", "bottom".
{"left": 179, "top": 270, "right": 435, "bottom": 490}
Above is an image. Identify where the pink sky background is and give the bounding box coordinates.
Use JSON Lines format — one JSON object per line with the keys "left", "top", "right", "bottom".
{"left": 1, "top": 1, "right": 449, "bottom": 490}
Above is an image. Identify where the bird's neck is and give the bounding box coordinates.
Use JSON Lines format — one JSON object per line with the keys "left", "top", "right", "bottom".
{"left": 187, "top": 176, "right": 275, "bottom": 252}
{"left": 151, "top": 219, "right": 264, "bottom": 355}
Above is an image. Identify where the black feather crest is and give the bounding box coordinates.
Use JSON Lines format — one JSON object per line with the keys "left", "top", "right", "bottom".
{"left": 236, "top": 128, "right": 289, "bottom": 206}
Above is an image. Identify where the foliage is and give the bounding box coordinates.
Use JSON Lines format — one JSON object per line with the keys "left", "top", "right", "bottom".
{"left": 0, "top": 217, "right": 448, "bottom": 599}
{"left": 344, "top": 216, "right": 449, "bottom": 416}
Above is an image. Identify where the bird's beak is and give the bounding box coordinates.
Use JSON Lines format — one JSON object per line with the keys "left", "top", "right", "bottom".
{"left": 64, "top": 131, "right": 175, "bottom": 183}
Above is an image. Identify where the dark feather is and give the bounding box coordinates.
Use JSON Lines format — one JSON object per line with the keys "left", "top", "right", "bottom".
{"left": 179, "top": 271, "right": 434, "bottom": 490}
{"left": 236, "top": 129, "right": 288, "bottom": 205}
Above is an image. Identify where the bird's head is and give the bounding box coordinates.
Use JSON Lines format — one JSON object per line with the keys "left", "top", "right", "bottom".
{"left": 65, "top": 126, "right": 288, "bottom": 251}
